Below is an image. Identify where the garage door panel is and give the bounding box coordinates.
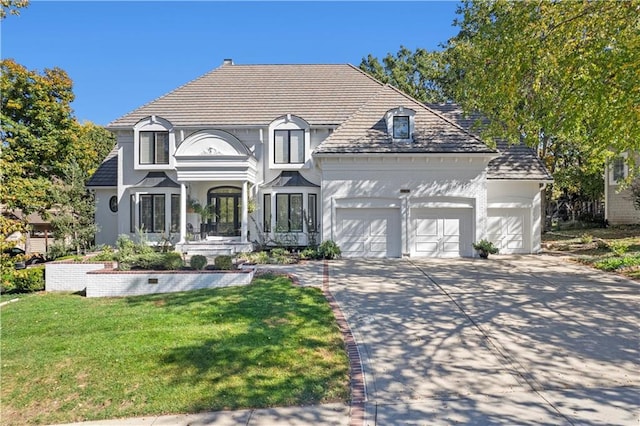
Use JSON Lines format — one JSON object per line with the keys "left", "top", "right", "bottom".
{"left": 336, "top": 208, "right": 400, "bottom": 258}
{"left": 416, "top": 218, "right": 438, "bottom": 236}
{"left": 488, "top": 208, "right": 528, "bottom": 254}
{"left": 412, "top": 208, "right": 472, "bottom": 258}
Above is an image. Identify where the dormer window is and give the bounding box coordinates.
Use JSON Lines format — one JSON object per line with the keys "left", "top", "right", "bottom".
{"left": 140, "top": 131, "right": 169, "bottom": 164}
{"left": 274, "top": 129, "right": 305, "bottom": 164}
{"left": 134, "top": 116, "right": 174, "bottom": 170}
{"left": 268, "top": 114, "right": 310, "bottom": 170}
{"left": 385, "top": 106, "right": 416, "bottom": 142}
{"left": 393, "top": 116, "right": 410, "bottom": 139}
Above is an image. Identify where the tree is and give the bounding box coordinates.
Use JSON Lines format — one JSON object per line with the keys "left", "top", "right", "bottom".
{"left": 360, "top": 46, "right": 450, "bottom": 103}
{"left": 48, "top": 162, "right": 97, "bottom": 254}
{"left": 1, "top": 59, "right": 78, "bottom": 215}
{"left": 1, "top": 0, "right": 28, "bottom": 19}
{"left": 1, "top": 59, "right": 115, "bottom": 251}
{"left": 445, "top": 0, "right": 640, "bottom": 171}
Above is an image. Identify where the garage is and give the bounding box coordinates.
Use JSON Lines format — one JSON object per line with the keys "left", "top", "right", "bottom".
{"left": 487, "top": 208, "right": 529, "bottom": 254}
{"left": 335, "top": 208, "right": 401, "bottom": 258}
{"left": 411, "top": 208, "right": 473, "bottom": 257}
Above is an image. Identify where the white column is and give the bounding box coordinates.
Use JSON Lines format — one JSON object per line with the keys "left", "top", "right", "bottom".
{"left": 179, "top": 183, "right": 187, "bottom": 244}
{"left": 241, "top": 181, "right": 249, "bottom": 242}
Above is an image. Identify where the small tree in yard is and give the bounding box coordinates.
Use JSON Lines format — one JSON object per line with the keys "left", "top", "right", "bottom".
{"left": 49, "top": 161, "right": 97, "bottom": 255}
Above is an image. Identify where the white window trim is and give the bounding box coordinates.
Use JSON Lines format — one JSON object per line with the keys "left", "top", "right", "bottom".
{"left": 133, "top": 116, "right": 175, "bottom": 171}
{"left": 268, "top": 115, "right": 311, "bottom": 171}
{"left": 262, "top": 188, "right": 320, "bottom": 235}
{"left": 385, "top": 106, "right": 416, "bottom": 143}
{"left": 129, "top": 189, "right": 181, "bottom": 235}
{"left": 609, "top": 153, "right": 628, "bottom": 186}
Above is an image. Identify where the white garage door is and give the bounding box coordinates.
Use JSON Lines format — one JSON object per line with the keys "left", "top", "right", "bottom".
{"left": 412, "top": 208, "right": 473, "bottom": 257}
{"left": 488, "top": 208, "right": 529, "bottom": 254}
{"left": 335, "top": 208, "right": 401, "bottom": 258}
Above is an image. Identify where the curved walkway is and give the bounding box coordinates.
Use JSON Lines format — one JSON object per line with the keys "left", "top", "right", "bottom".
{"left": 327, "top": 255, "right": 640, "bottom": 425}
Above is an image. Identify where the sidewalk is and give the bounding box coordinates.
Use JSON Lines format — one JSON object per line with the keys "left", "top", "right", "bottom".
{"left": 49, "top": 403, "right": 350, "bottom": 426}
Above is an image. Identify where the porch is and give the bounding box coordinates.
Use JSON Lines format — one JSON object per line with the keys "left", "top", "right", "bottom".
{"left": 175, "top": 236, "right": 253, "bottom": 257}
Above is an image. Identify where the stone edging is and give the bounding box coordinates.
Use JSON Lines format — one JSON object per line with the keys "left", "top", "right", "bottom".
{"left": 322, "top": 261, "right": 365, "bottom": 426}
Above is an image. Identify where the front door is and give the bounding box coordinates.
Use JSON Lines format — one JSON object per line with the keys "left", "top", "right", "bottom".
{"left": 207, "top": 187, "right": 241, "bottom": 236}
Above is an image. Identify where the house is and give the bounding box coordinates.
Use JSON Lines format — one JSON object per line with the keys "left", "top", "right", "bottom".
{"left": 87, "top": 60, "right": 552, "bottom": 258}
{"left": 604, "top": 153, "right": 640, "bottom": 225}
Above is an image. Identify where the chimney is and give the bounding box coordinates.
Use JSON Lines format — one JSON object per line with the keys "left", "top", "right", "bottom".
{"left": 223, "top": 58, "right": 234, "bottom": 66}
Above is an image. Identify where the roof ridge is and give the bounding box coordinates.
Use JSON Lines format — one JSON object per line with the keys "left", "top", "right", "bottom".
{"left": 106, "top": 64, "right": 225, "bottom": 128}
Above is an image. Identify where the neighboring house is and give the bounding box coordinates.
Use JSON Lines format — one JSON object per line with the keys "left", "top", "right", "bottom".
{"left": 604, "top": 153, "right": 640, "bottom": 225}
{"left": 87, "top": 60, "right": 552, "bottom": 258}
{"left": 1, "top": 209, "right": 56, "bottom": 254}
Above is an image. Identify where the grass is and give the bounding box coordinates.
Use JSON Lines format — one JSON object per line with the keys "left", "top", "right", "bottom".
{"left": 0, "top": 274, "right": 349, "bottom": 425}
{"left": 543, "top": 224, "right": 640, "bottom": 280}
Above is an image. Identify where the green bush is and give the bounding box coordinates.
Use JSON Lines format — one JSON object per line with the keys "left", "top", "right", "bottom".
{"left": 607, "top": 240, "right": 630, "bottom": 256}
{"left": 190, "top": 255, "right": 208, "bottom": 270}
{"left": 47, "top": 241, "right": 71, "bottom": 260}
{"left": 270, "top": 247, "right": 292, "bottom": 264}
{"left": 1, "top": 266, "right": 45, "bottom": 294}
{"left": 299, "top": 247, "right": 319, "bottom": 260}
{"left": 318, "top": 240, "right": 341, "bottom": 259}
{"left": 133, "top": 252, "right": 166, "bottom": 270}
{"left": 214, "top": 255, "right": 234, "bottom": 270}
{"left": 580, "top": 233, "right": 593, "bottom": 244}
{"left": 161, "top": 252, "right": 184, "bottom": 270}
{"left": 594, "top": 254, "right": 640, "bottom": 271}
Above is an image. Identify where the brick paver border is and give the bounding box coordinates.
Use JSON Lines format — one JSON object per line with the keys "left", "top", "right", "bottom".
{"left": 323, "top": 261, "right": 366, "bottom": 426}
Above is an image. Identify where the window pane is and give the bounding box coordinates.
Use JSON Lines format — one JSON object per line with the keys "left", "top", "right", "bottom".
{"left": 170, "top": 194, "right": 180, "bottom": 233}
{"left": 290, "top": 194, "right": 303, "bottom": 232}
{"left": 276, "top": 194, "right": 289, "bottom": 232}
{"left": 290, "top": 130, "right": 304, "bottom": 163}
{"left": 308, "top": 194, "right": 317, "bottom": 231}
{"left": 140, "top": 195, "right": 152, "bottom": 232}
{"left": 393, "top": 116, "right": 410, "bottom": 139}
{"left": 264, "top": 194, "right": 271, "bottom": 232}
{"left": 130, "top": 194, "right": 136, "bottom": 233}
{"left": 155, "top": 133, "right": 169, "bottom": 164}
{"left": 154, "top": 195, "right": 165, "bottom": 233}
{"left": 140, "top": 132, "right": 154, "bottom": 164}
{"left": 613, "top": 157, "right": 625, "bottom": 181}
{"left": 274, "top": 131, "right": 288, "bottom": 164}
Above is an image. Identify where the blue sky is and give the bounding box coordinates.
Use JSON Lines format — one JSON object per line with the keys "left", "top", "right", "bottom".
{"left": 2, "top": 1, "right": 461, "bottom": 126}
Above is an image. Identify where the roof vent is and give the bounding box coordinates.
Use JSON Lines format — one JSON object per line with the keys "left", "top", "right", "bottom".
{"left": 223, "top": 58, "right": 234, "bottom": 66}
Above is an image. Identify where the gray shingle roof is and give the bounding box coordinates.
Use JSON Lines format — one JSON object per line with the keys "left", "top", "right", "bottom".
{"left": 133, "top": 172, "right": 180, "bottom": 188}
{"left": 314, "top": 85, "right": 497, "bottom": 155}
{"left": 108, "top": 64, "right": 384, "bottom": 128}
{"left": 427, "top": 103, "right": 553, "bottom": 181}
{"left": 86, "top": 147, "right": 117, "bottom": 187}
{"left": 265, "top": 171, "right": 320, "bottom": 188}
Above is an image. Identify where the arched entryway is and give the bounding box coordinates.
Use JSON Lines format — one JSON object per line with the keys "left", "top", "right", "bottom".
{"left": 207, "top": 187, "right": 241, "bottom": 237}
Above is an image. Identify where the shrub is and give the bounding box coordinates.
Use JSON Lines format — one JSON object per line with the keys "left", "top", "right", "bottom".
{"left": 161, "top": 252, "right": 184, "bottom": 270}
{"left": 190, "top": 255, "right": 208, "bottom": 270}
{"left": 270, "top": 248, "right": 291, "bottom": 264}
{"left": 607, "top": 240, "right": 630, "bottom": 256}
{"left": 1, "top": 266, "right": 45, "bottom": 294}
{"left": 580, "top": 233, "right": 593, "bottom": 244}
{"left": 299, "top": 247, "right": 319, "bottom": 260}
{"left": 253, "top": 251, "right": 270, "bottom": 264}
{"left": 133, "top": 252, "right": 165, "bottom": 270}
{"left": 214, "top": 255, "right": 234, "bottom": 270}
{"left": 317, "top": 240, "right": 341, "bottom": 259}
{"left": 47, "top": 241, "right": 71, "bottom": 260}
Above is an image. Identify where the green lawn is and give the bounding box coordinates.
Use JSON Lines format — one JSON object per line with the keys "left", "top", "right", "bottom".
{"left": 543, "top": 225, "right": 640, "bottom": 280}
{"left": 0, "top": 274, "right": 349, "bottom": 425}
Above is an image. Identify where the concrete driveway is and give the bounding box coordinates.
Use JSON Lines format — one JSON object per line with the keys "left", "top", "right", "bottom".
{"left": 328, "top": 255, "right": 639, "bottom": 425}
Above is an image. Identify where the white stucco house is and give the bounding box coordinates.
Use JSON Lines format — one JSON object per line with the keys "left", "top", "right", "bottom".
{"left": 87, "top": 60, "right": 552, "bottom": 258}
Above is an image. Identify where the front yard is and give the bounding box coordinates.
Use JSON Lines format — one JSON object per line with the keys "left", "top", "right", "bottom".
{"left": 0, "top": 274, "right": 349, "bottom": 425}
{"left": 542, "top": 225, "right": 640, "bottom": 280}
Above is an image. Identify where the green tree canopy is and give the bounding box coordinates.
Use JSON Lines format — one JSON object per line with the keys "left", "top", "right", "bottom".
{"left": 1, "top": 0, "right": 28, "bottom": 19}
{"left": 445, "top": 0, "right": 640, "bottom": 172}
{"left": 360, "top": 46, "right": 450, "bottom": 103}
{"left": 1, "top": 59, "right": 115, "bottom": 251}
